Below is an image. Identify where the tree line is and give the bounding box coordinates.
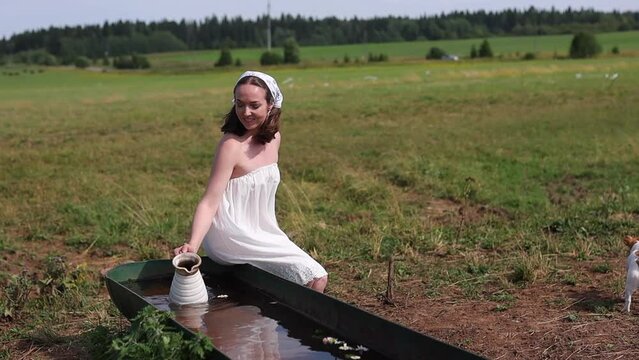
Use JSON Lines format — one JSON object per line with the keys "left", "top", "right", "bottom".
{"left": 1, "top": 7, "right": 637, "bottom": 61}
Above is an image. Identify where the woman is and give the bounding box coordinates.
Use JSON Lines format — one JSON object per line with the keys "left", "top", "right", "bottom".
{"left": 174, "top": 71, "right": 328, "bottom": 292}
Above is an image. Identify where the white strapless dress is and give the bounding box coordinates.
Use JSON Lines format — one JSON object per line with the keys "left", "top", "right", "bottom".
{"left": 203, "top": 163, "right": 327, "bottom": 285}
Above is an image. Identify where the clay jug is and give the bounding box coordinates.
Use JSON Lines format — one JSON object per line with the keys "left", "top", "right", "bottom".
{"left": 169, "top": 253, "right": 209, "bottom": 305}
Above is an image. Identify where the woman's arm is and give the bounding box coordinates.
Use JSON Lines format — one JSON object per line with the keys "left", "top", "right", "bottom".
{"left": 174, "top": 136, "right": 238, "bottom": 255}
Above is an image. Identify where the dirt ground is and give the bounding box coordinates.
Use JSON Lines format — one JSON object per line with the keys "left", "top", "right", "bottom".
{"left": 3, "top": 243, "right": 639, "bottom": 360}
{"left": 330, "top": 262, "right": 639, "bottom": 360}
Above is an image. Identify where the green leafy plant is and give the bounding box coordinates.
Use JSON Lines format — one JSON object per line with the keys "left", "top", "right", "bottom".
{"left": 1, "top": 272, "right": 33, "bottom": 319}
{"left": 561, "top": 273, "right": 577, "bottom": 286}
{"left": 591, "top": 263, "right": 612, "bottom": 274}
{"left": 37, "top": 255, "right": 90, "bottom": 297}
{"left": 110, "top": 306, "right": 213, "bottom": 359}
{"left": 565, "top": 312, "right": 579, "bottom": 322}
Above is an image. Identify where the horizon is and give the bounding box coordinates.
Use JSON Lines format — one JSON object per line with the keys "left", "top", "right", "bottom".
{"left": 2, "top": 1, "right": 637, "bottom": 39}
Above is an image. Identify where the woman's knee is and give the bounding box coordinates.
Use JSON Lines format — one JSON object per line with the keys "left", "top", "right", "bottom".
{"left": 309, "top": 275, "right": 328, "bottom": 293}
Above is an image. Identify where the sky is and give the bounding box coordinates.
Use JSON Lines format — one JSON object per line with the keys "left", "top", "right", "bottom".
{"left": 2, "top": 0, "right": 637, "bottom": 38}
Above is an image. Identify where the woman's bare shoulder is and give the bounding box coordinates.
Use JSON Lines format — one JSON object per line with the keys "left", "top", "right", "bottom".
{"left": 216, "top": 134, "right": 243, "bottom": 156}
{"left": 219, "top": 133, "right": 243, "bottom": 145}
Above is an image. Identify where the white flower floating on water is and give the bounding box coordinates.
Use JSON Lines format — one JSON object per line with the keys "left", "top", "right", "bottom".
{"left": 345, "top": 355, "right": 361, "bottom": 360}
{"left": 338, "top": 344, "right": 354, "bottom": 351}
{"left": 322, "top": 336, "right": 368, "bottom": 354}
{"left": 216, "top": 294, "right": 228, "bottom": 298}
{"left": 322, "top": 337, "right": 338, "bottom": 345}
{"left": 322, "top": 336, "right": 346, "bottom": 345}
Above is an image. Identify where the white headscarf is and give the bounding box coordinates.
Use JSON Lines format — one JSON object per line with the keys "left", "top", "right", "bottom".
{"left": 234, "top": 71, "right": 283, "bottom": 108}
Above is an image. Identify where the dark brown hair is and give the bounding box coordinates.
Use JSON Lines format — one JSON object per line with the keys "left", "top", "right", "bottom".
{"left": 221, "top": 76, "right": 281, "bottom": 144}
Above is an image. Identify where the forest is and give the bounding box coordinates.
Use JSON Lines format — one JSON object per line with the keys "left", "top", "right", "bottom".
{"left": 1, "top": 7, "right": 637, "bottom": 62}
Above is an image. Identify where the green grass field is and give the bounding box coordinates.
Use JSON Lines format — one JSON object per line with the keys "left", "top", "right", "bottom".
{"left": 148, "top": 31, "right": 639, "bottom": 69}
{"left": 1, "top": 47, "right": 639, "bottom": 358}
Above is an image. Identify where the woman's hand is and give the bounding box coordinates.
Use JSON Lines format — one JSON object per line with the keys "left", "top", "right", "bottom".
{"left": 174, "top": 243, "right": 197, "bottom": 256}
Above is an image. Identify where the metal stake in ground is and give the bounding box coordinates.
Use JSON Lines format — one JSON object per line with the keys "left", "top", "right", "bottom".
{"left": 385, "top": 256, "right": 395, "bottom": 305}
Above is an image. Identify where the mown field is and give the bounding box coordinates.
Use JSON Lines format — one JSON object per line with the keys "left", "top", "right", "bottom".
{"left": 1, "top": 48, "right": 639, "bottom": 358}
{"left": 148, "top": 30, "right": 639, "bottom": 69}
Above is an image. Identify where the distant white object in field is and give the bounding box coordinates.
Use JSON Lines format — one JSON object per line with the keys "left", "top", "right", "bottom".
{"left": 424, "top": 70, "right": 431, "bottom": 76}
{"left": 575, "top": 73, "right": 582, "bottom": 79}
{"left": 282, "top": 77, "right": 293, "bottom": 84}
{"left": 623, "top": 236, "right": 639, "bottom": 312}
{"left": 323, "top": 82, "right": 330, "bottom": 87}
{"left": 610, "top": 73, "right": 619, "bottom": 80}
{"left": 364, "top": 75, "right": 378, "bottom": 81}
{"left": 441, "top": 54, "right": 459, "bottom": 61}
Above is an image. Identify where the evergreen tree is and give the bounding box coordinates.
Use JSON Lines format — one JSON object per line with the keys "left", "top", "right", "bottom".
{"left": 569, "top": 32, "right": 602, "bottom": 58}
{"left": 470, "top": 44, "right": 478, "bottom": 58}
{"left": 2, "top": 8, "right": 638, "bottom": 57}
{"left": 478, "top": 39, "right": 493, "bottom": 58}
{"left": 147, "top": 31, "right": 188, "bottom": 52}
{"left": 283, "top": 37, "right": 300, "bottom": 64}
{"left": 215, "top": 47, "right": 233, "bottom": 66}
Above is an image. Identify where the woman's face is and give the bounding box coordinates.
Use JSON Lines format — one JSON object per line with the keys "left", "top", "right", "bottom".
{"left": 234, "top": 84, "right": 271, "bottom": 133}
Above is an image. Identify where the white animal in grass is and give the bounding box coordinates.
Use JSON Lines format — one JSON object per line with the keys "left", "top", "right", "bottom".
{"left": 623, "top": 236, "right": 639, "bottom": 312}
